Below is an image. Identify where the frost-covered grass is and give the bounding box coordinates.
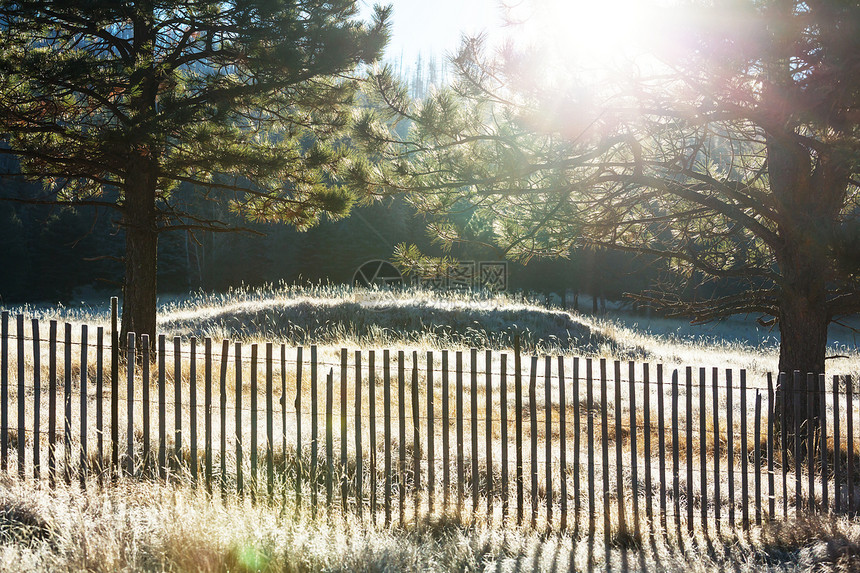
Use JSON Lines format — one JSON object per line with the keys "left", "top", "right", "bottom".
{"left": 3, "top": 478, "right": 860, "bottom": 572}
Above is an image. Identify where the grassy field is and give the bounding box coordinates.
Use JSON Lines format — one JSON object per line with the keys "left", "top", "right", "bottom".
{"left": 2, "top": 285, "right": 859, "bottom": 571}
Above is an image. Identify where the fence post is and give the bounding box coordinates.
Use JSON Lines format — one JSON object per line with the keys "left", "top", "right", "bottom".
{"left": 355, "top": 350, "right": 363, "bottom": 517}
{"left": 384, "top": 349, "right": 392, "bottom": 527}
{"left": 235, "top": 342, "right": 243, "bottom": 497}
{"left": 456, "top": 350, "right": 464, "bottom": 520}
{"left": 712, "top": 367, "right": 721, "bottom": 530}
{"left": 295, "top": 345, "right": 304, "bottom": 508}
{"left": 530, "top": 355, "right": 539, "bottom": 529}
{"left": 266, "top": 342, "right": 273, "bottom": 500}
{"left": 699, "top": 367, "right": 707, "bottom": 531}
{"left": 767, "top": 373, "right": 775, "bottom": 519}
{"left": 500, "top": 353, "right": 508, "bottom": 521}
{"left": 191, "top": 338, "right": 198, "bottom": 486}
{"left": 205, "top": 338, "right": 212, "bottom": 494}
{"left": 32, "top": 319, "right": 41, "bottom": 480}
{"left": 486, "top": 350, "right": 493, "bottom": 520}
{"left": 514, "top": 338, "right": 523, "bottom": 526}
{"left": 413, "top": 351, "right": 421, "bottom": 518}
{"left": 369, "top": 350, "right": 377, "bottom": 522}
{"left": 141, "top": 334, "right": 149, "bottom": 478}
{"left": 158, "top": 335, "right": 166, "bottom": 480}
{"left": 111, "top": 297, "right": 118, "bottom": 480}
{"left": 685, "top": 366, "right": 693, "bottom": 535}
{"left": 559, "top": 356, "right": 567, "bottom": 531}
{"left": 310, "top": 345, "right": 318, "bottom": 516}
{"left": 573, "top": 357, "right": 581, "bottom": 533}
{"left": 125, "top": 332, "right": 134, "bottom": 478}
{"left": 341, "top": 348, "right": 348, "bottom": 513}
{"left": 0, "top": 310, "right": 7, "bottom": 473}
{"left": 250, "top": 343, "right": 258, "bottom": 501}
{"left": 727, "top": 369, "right": 734, "bottom": 525}
{"left": 601, "top": 359, "right": 611, "bottom": 540}
{"left": 671, "top": 369, "right": 680, "bottom": 533}
{"left": 80, "top": 325, "right": 89, "bottom": 484}
{"left": 48, "top": 320, "right": 57, "bottom": 488}
{"left": 398, "top": 350, "right": 406, "bottom": 526}
{"left": 630, "top": 361, "right": 639, "bottom": 538}
{"left": 615, "top": 361, "right": 628, "bottom": 536}
{"left": 471, "top": 348, "right": 479, "bottom": 516}
{"left": 741, "top": 369, "right": 749, "bottom": 530}
{"left": 175, "top": 337, "right": 183, "bottom": 475}
{"left": 755, "top": 390, "right": 762, "bottom": 525}
{"left": 545, "top": 356, "right": 553, "bottom": 527}
{"left": 219, "top": 340, "right": 228, "bottom": 498}
{"left": 17, "top": 313, "right": 24, "bottom": 478}
{"left": 64, "top": 323, "right": 72, "bottom": 485}
{"left": 442, "top": 350, "right": 450, "bottom": 513}
{"left": 427, "top": 351, "right": 435, "bottom": 514}
{"left": 588, "top": 358, "right": 597, "bottom": 534}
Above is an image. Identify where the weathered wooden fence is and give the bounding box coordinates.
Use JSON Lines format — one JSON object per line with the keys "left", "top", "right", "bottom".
{"left": 0, "top": 306, "right": 857, "bottom": 537}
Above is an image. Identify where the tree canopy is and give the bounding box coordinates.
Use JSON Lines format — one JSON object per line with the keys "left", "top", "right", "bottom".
{"left": 0, "top": 0, "right": 389, "bottom": 341}
{"left": 351, "top": 0, "right": 860, "bottom": 382}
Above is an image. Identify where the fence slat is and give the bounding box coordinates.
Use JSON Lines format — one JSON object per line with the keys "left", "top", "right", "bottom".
{"left": 573, "top": 358, "right": 581, "bottom": 533}
{"left": 847, "top": 375, "right": 855, "bottom": 512}
{"left": 293, "top": 345, "right": 301, "bottom": 509}
{"left": 355, "top": 350, "right": 363, "bottom": 516}
{"left": 369, "top": 350, "right": 376, "bottom": 522}
{"left": 601, "top": 359, "right": 611, "bottom": 539}
{"left": 545, "top": 356, "right": 554, "bottom": 527}
{"left": 807, "top": 373, "right": 815, "bottom": 512}
{"left": 559, "top": 356, "right": 568, "bottom": 531}
{"left": 125, "top": 332, "right": 134, "bottom": 478}
{"left": 779, "top": 372, "right": 788, "bottom": 518}
{"left": 159, "top": 335, "right": 166, "bottom": 480}
{"left": 685, "top": 366, "right": 693, "bottom": 535}
{"left": 699, "top": 367, "right": 707, "bottom": 530}
{"left": 64, "top": 323, "right": 72, "bottom": 485}
{"left": 643, "top": 363, "right": 652, "bottom": 527}
{"left": 219, "top": 340, "right": 228, "bottom": 498}
{"left": 48, "top": 320, "right": 57, "bottom": 488}
{"left": 32, "top": 320, "right": 41, "bottom": 480}
{"left": 515, "top": 339, "right": 524, "bottom": 526}
{"left": 456, "top": 350, "right": 464, "bottom": 519}
{"left": 205, "top": 338, "right": 212, "bottom": 494}
{"left": 341, "top": 348, "right": 348, "bottom": 513}
{"left": 0, "top": 311, "right": 7, "bottom": 473}
{"left": 111, "top": 297, "right": 118, "bottom": 478}
{"left": 820, "top": 374, "right": 828, "bottom": 513}
{"left": 413, "top": 351, "right": 421, "bottom": 517}
{"left": 629, "top": 361, "right": 639, "bottom": 538}
{"left": 834, "top": 375, "right": 841, "bottom": 514}
{"left": 17, "top": 314, "right": 24, "bottom": 478}
{"left": 311, "top": 345, "right": 318, "bottom": 516}
{"left": 755, "top": 391, "right": 762, "bottom": 525}
{"left": 793, "top": 370, "right": 808, "bottom": 516}
{"left": 266, "top": 343, "right": 273, "bottom": 499}
{"left": 80, "top": 325, "right": 89, "bottom": 484}
{"left": 427, "top": 351, "right": 435, "bottom": 514}
{"left": 614, "top": 361, "right": 627, "bottom": 536}
{"left": 501, "top": 354, "right": 509, "bottom": 521}
{"left": 727, "top": 369, "right": 734, "bottom": 525}
{"left": 384, "top": 349, "right": 392, "bottom": 526}
{"left": 398, "top": 350, "right": 406, "bottom": 526}
{"left": 767, "top": 373, "right": 775, "bottom": 520}
{"left": 235, "top": 342, "right": 243, "bottom": 497}
{"left": 741, "top": 370, "right": 749, "bottom": 529}
{"left": 175, "top": 337, "right": 183, "bottom": 474}
{"left": 713, "top": 367, "right": 721, "bottom": 529}
{"left": 588, "top": 359, "right": 597, "bottom": 534}
{"left": 250, "top": 344, "right": 258, "bottom": 501}
{"left": 442, "top": 350, "right": 450, "bottom": 512}
{"left": 530, "top": 355, "right": 539, "bottom": 529}
{"left": 486, "top": 350, "right": 493, "bottom": 519}
{"left": 141, "top": 334, "right": 149, "bottom": 478}
{"left": 326, "top": 367, "right": 333, "bottom": 515}
{"left": 191, "top": 338, "right": 199, "bottom": 486}
{"left": 671, "top": 369, "right": 680, "bottom": 533}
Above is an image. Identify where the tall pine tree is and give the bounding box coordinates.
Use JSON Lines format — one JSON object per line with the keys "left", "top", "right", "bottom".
{"left": 0, "top": 0, "right": 389, "bottom": 342}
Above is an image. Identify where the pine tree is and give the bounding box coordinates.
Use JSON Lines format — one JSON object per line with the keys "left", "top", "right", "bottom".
{"left": 0, "top": 0, "right": 389, "bottom": 342}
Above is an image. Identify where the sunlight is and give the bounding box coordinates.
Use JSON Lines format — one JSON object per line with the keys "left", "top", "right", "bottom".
{"left": 511, "top": 0, "right": 657, "bottom": 71}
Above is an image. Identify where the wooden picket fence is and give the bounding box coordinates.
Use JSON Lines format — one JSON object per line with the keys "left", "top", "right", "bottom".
{"left": 0, "top": 304, "right": 857, "bottom": 537}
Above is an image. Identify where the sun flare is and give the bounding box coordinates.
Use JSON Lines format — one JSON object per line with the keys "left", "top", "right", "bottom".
{"left": 513, "top": 0, "right": 656, "bottom": 69}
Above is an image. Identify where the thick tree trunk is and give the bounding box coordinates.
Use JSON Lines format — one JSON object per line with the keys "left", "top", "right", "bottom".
{"left": 119, "top": 157, "right": 159, "bottom": 346}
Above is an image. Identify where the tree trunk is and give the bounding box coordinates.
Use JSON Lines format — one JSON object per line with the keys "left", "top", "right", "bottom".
{"left": 119, "top": 157, "right": 159, "bottom": 346}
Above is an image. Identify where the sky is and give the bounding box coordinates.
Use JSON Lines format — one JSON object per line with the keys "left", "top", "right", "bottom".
{"left": 359, "top": 0, "right": 504, "bottom": 69}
